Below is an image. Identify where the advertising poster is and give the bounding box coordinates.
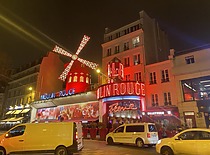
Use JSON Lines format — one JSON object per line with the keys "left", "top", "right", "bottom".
{"left": 35, "top": 102, "right": 99, "bottom": 122}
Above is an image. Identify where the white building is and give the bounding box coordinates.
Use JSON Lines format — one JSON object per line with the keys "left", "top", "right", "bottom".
{"left": 172, "top": 45, "right": 210, "bottom": 128}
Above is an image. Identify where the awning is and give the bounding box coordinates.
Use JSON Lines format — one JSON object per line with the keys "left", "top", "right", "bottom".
{"left": 13, "top": 110, "right": 23, "bottom": 114}
{"left": 1, "top": 117, "right": 16, "bottom": 122}
{"left": 10, "top": 111, "right": 16, "bottom": 114}
{"left": 21, "top": 109, "right": 30, "bottom": 114}
{"left": 1, "top": 117, "right": 24, "bottom": 122}
{"left": 5, "top": 111, "right": 13, "bottom": 115}
{"left": 11, "top": 117, "right": 24, "bottom": 122}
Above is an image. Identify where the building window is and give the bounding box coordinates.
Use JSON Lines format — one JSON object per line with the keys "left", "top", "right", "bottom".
{"left": 20, "top": 98, "right": 23, "bottom": 104}
{"left": 130, "top": 24, "right": 140, "bottom": 32}
{"left": 124, "top": 42, "right": 129, "bottom": 51}
{"left": 132, "top": 36, "right": 140, "bottom": 47}
{"left": 108, "top": 35, "right": 112, "bottom": 41}
{"left": 124, "top": 28, "right": 130, "bottom": 35}
{"left": 116, "top": 32, "right": 120, "bottom": 38}
{"left": 152, "top": 94, "right": 158, "bottom": 106}
{"left": 134, "top": 72, "right": 141, "bottom": 82}
{"left": 86, "top": 77, "right": 89, "bottom": 84}
{"left": 115, "top": 45, "right": 120, "bottom": 54}
{"left": 80, "top": 76, "right": 84, "bottom": 82}
{"left": 107, "top": 48, "right": 112, "bottom": 56}
{"left": 149, "top": 72, "right": 157, "bottom": 84}
{"left": 73, "top": 76, "right": 77, "bottom": 82}
{"left": 134, "top": 54, "right": 140, "bottom": 65}
{"left": 68, "top": 76, "right": 72, "bottom": 83}
{"left": 27, "top": 97, "right": 30, "bottom": 103}
{"left": 125, "top": 74, "right": 130, "bottom": 81}
{"left": 164, "top": 92, "right": 172, "bottom": 105}
{"left": 124, "top": 57, "right": 130, "bottom": 67}
{"left": 161, "top": 69, "right": 169, "bottom": 83}
{"left": 185, "top": 55, "right": 195, "bottom": 64}
{"left": 181, "top": 76, "right": 210, "bottom": 101}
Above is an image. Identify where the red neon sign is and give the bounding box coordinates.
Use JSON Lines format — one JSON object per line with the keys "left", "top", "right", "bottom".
{"left": 109, "top": 102, "right": 137, "bottom": 113}
{"left": 97, "top": 81, "right": 145, "bottom": 99}
{"left": 107, "top": 62, "right": 124, "bottom": 80}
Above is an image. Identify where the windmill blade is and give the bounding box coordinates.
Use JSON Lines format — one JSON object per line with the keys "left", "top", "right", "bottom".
{"left": 59, "top": 60, "right": 75, "bottom": 81}
{"left": 53, "top": 45, "right": 73, "bottom": 58}
{"left": 77, "top": 57, "right": 98, "bottom": 70}
{"left": 75, "top": 35, "right": 90, "bottom": 55}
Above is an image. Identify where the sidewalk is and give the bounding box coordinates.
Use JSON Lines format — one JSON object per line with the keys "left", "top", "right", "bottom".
{"left": 84, "top": 133, "right": 104, "bottom": 141}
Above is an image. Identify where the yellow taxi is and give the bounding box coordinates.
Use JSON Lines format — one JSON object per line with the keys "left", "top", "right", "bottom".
{"left": 156, "top": 128, "right": 210, "bottom": 155}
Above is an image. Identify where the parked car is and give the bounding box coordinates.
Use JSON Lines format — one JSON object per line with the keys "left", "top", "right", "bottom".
{"left": 156, "top": 128, "right": 210, "bottom": 155}
{"left": 106, "top": 123, "right": 158, "bottom": 147}
{"left": 0, "top": 122, "right": 83, "bottom": 155}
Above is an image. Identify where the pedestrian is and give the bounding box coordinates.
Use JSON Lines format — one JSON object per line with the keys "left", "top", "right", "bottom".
{"left": 162, "top": 125, "right": 167, "bottom": 138}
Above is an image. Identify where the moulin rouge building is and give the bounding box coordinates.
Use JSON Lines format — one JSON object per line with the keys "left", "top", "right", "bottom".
{"left": 99, "top": 11, "right": 180, "bottom": 128}
{"left": 97, "top": 57, "right": 147, "bottom": 126}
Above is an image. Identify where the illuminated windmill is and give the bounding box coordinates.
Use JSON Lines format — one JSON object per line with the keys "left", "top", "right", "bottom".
{"left": 52, "top": 35, "right": 98, "bottom": 81}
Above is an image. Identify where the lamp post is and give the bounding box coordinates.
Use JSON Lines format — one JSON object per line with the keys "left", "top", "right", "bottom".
{"left": 28, "top": 87, "right": 33, "bottom": 102}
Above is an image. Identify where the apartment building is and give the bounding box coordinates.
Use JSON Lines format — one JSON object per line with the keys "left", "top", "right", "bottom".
{"left": 172, "top": 45, "right": 210, "bottom": 128}
{"left": 1, "top": 52, "right": 64, "bottom": 127}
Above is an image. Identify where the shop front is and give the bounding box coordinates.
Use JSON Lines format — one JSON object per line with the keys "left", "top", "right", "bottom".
{"left": 30, "top": 91, "right": 99, "bottom": 123}
{"left": 97, "top": 81, "right": 146, "bottom": 130}
{"left": 197, "top": 100, "right": 210, "bottom": 128}
{"left": 0, "top": 105, "right": 31, "bottom": 130}
{"left": 143, "top": 106, "right": 180, "bottom": 133}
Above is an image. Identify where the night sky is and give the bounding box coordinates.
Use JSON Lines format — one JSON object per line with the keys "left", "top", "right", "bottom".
{"left": 0, "top": 0, "right": 210, "bottom": 69}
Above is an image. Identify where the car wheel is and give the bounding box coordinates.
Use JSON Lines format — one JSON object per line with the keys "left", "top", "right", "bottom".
{"left": 107, "top": 137, "right": 114, "bottom": 145}
{"left": 55, "top": 146, "right": 68, "bottom": 155}
{"left": 161, "top": 146, "right": 174, "bottom": 155}
{"left": 0, "top": 148, "right": 6, "bottom": 155}
{"left": 136, "top": 138, "right": 144, "bottom": 148}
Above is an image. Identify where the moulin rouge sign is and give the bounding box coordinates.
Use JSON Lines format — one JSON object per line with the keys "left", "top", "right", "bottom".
{"left": 97, "top": 81, "right": 145, "bottom": 99}
{"left": 109, "top": 102, "right": 138, "bottom": 113}
{"left": 40, "top": 88, "right": 75, "bottom": 100}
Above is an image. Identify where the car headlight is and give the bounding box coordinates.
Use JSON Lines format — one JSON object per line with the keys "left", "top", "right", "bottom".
{"left": 157, "top": 139, "right": 162, "bottom": 144}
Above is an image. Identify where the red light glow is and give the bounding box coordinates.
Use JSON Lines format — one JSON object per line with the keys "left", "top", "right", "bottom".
{"left": 97, "top": 81, "right": 145, "bottom": 99}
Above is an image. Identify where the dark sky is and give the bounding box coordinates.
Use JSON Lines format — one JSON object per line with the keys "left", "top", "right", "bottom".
{"left": 0, "top": 0, "right": 210, "bottom": 69}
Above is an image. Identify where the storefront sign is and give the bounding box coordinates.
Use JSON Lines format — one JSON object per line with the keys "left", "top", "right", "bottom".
{"left": 147, "top": 112, "right": 165, "bottom": 115}
{"left": 40, "top": 88, "right": 75, "bottom": 100}
{"left": 109, "top": 102, "right": 137, "bottom": 113}
{"left": 107, "top": 100, "right": 141, "bottom": 119}
{"left": 97, "top": 81, "right": 145, "bottom": 99}
{"left": 146, "top": 111, "right": 172, "bottom": 116}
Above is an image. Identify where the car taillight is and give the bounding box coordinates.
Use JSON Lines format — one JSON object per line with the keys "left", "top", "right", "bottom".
{"left": 147, "top": 133, "right": 151, "bottom": 138}
{"left": 76, "top": 131, "right": 78, "bottom": 140}
{"left": 74, "top": 131, "right": 78, "bottom": 140}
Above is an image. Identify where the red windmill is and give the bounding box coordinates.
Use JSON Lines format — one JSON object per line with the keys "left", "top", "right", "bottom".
{"left": 52, "top": 35, "right": 98, "bottom": 93}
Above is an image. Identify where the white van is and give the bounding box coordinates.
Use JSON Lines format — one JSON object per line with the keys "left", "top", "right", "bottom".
{"left": 106, "top": 123, "right": 158, "bottom": 147}
{"left": 0, "top": 122, "right": 83, "bottom": 155}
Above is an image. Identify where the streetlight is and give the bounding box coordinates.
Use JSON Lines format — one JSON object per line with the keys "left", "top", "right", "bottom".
{"left": 95, "top": 68, "right": 109, "bottom": 85}
{"left": 96, "top": 68, "right": 101, "bottom": 74}
{"left": 28, "top": 87, "right": 32, "bottom": 91}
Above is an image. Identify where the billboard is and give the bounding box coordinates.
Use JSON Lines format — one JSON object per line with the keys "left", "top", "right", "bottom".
{"left": 35, "top": 101, "right": 99, "bottom": 122}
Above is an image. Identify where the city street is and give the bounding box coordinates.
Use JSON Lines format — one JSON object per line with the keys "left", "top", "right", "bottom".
{"left": 75, "top": 139, "right": 158, "bottom": 155}
{"left": 0, "top": 130, "right": 158, "bottom": 155}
